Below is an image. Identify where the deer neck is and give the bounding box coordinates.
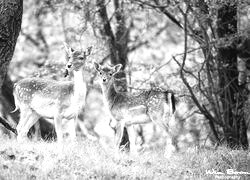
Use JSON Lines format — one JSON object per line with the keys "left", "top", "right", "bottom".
{"left": 73, "top": 70, "right": 86, "bottom": 101}
{"left": 100, "top": 78, "right": 117, "bottom": 110}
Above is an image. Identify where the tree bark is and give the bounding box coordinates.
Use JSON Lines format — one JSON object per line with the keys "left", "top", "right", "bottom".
{"left": 0, "top": 0, "right": 23, "bottom": 132}
{"left": 0, "top": 0, "right": 23, "bottom": 87}
{"left": 1, "top": 74, "right": 19, "bottom": 123}
{"left": 217, "top": 2, "right": 248, "bottom": 149}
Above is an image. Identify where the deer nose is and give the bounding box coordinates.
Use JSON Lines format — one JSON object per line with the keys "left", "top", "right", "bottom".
{"left": 67, "top": 64, "right": 72, "bottom": 68}
{"left": 103, "top": 78, "right": 106, "bottom": 82}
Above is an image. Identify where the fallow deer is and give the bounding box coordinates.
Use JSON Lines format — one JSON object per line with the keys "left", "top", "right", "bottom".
{"left": 94, "top": 62, "right": 177, "bottom": 157}
{"left": 13, "top": 43, "right": 92, "bottom": 142}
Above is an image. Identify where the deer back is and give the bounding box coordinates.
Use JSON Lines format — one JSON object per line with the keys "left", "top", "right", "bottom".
{"left": 109, "top": 89, "right": 169, "bottom": 120}
{"left": 14, "top": 78, "right": 74, "bottom": 109}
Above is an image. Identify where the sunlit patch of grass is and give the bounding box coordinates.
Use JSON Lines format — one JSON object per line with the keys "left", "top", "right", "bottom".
{"left": 0, "top": 137, "right": 250, "bottom": 179}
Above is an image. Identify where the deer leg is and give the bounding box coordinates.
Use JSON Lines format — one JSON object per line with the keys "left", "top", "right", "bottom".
{"left": 163, "top": 132, "right": 180, "bottom": 158}
{"left": 17, "top": 109, "right": 39, "bottom": 142}
{"left": 16, "top": 109, "right": 29, "bottom": 136}
{"left": 16, "top": 112, "right": 29, "bottom": 141}
{"left": 21, "top": 113, "right": 40, "bottom": 140}
{"left": 148, "top": 111, "right": 178, "bottom": 158}
{"left": 166, "top": 112, "right": 180, "bottom": 157}
{"left": 78, "top": 120, "right": 99, "bottom": 141}
{"left": 69, "top": 118, "right": 77, "bottom": 141}
{"left": 33, "top": 121, "right": 41, "bottom": 141}
{"left": 114, "top": 121, "right": 125, "bottom": 154}
{"left": 127, "top": 125, "right": 137, "bottom": 156}
{"left": 28, "top": 121, "right": 41, "bottom": 141}
{"left": 54, "top": 113, "right": 63, "bottom": 143}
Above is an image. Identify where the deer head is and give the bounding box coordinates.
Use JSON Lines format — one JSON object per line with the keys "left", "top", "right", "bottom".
{"left": 94, "top": 62, "right": 122, "bottom": 85}
{"left": 64, "top": 43, "right": 92, "bottom": 77}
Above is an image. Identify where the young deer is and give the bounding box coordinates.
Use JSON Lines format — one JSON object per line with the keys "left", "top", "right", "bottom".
{"left": 13, "top": 43, "right": 92, "bottom": 142}
{"left": 94, "top": 62, "right": 178, "bottom": 157}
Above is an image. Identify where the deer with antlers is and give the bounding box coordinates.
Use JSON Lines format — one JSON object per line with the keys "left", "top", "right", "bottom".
{"left": 94, "top": 62, "right": 178, "bottom": 157}
{"left": 13, "top": 43, "right": 92, "bottom": 142}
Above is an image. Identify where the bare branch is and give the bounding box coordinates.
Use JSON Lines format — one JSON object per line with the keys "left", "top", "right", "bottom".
{"left": 134, "top": 0, "right": 170, "bottom": 9}
{"left": 176, "top": 9, "right": 221, "bottom": 143}
{"left": 133, "top": 0, "right": 183, "bottom": 29}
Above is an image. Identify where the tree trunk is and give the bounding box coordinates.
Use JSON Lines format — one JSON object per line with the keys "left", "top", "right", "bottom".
{"left": 1, "top": 74, "right": 19, "bottom": 123}
{"left": 217, "top": 2, "right": 248, "bottom": 149}
{"left": 0, "top": 0, "right": 23, "bottom": 87}
{"left": 0, "top": 0, "right": 23, "bottom": 132}
{"left": 96, "top": 0, "right": 130, "bottom": 151}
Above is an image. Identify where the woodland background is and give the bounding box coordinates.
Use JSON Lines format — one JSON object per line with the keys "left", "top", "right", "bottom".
{"left": 1, "top": 0, "right": 250, "bottom": 179}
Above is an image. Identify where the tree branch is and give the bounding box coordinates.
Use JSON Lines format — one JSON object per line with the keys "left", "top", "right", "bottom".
{"left": 134, "top": 0, "right": 183, "bottom": 29}
{"left": 176, "top": 8, "right": 221, "bottom": 143}
{"left": 0, "top": 116, "right": 17, "bottom": 135}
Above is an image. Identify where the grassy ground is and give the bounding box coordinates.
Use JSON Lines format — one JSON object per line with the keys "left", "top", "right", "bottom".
{"left": 0, "top": 137, "right": 250, "bottom": 180}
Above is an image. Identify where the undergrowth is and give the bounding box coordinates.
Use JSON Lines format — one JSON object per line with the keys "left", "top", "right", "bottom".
{"left": 0, "top": 137, "right": 249, "bottom": 180}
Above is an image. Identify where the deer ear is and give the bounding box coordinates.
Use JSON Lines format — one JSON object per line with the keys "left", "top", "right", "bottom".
{"left": 113, "top": 64, "right": 122, "bottom": 73}
{"left": 63, "top": 42, "right": 74, "bottom": 55}
{"left": 94, "top": 62, "right": 101, "bottom": 71}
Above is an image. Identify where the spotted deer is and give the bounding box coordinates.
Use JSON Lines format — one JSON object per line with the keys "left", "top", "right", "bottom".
{"left": 13, "top": 43, "right": 92, "bottom": 142}
{"left": 94, "top": 62, "right": 178, "bottom": 157}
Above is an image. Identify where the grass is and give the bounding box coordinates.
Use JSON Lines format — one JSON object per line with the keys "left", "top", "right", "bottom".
{"left": 0, "top": 137, "right": 250, "bottom": 180}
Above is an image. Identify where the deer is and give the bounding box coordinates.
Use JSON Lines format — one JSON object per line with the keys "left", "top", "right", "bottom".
{"left": 13, "top": 43, "right": 92, "bottom": 142}
{"left": 94, "top": 62, "right": 178, "bottom": 157}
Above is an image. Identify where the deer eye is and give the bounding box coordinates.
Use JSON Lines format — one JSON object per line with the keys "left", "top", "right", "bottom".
{"left": 79, "top": 57, "right": 84, "bottom": 60}
{"left": 109, "top": 73, "right": 112, "bottom": 76}
{"left": 99, "top": 72, "right": 102, "bottom": 75}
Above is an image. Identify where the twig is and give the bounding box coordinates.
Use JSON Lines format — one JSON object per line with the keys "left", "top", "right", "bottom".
{"left": 134, "top": 0, "right": 170, "bottom": 9}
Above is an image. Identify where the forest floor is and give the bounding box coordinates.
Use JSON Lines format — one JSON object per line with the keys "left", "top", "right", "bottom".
{"left": 0, "top": 137, "right": 250, "bottom": 180}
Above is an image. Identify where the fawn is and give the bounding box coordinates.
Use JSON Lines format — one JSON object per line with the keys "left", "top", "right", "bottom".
{"left": 94, "top": 62, "right": 178, "bottom": 157}
{"left": 13, "top": 43, "right": 92, "bottom": 142}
